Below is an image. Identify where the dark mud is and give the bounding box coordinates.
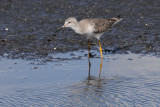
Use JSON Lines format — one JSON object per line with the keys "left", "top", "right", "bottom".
{"left": 0, "top": 0, "right": 160, "bottom": 60}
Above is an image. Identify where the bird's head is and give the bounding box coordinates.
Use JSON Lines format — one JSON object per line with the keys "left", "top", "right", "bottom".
{"left": 54, "top": 17, "right": 78, "bottom": 33}
{"left": 62, "top": 17, "right": 78, "bottom": 28}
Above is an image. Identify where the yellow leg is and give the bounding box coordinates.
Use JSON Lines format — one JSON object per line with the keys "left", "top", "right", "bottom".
{"left": 98, "top": 40, "right": 103, "bottom": 58}
{"left": 99, "top": 58, "right": 103, "bottom": 78}
{"left": 88, "top": 40, "right": 91, "bottom": 58}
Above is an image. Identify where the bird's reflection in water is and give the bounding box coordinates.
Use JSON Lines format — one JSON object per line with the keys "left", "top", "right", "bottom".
{"left": 68, "top": 58, "right": 107, "bottom": 101}
{"left": 88, "top": 57, "right": 103, "bottom": 79}
{"left": 85, "top": 58, "right": 105, "bottom": 92}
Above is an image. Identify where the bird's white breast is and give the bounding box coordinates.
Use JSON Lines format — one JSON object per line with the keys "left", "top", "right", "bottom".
{"left": 85, "top": 25, "right": 94, "bottom": 34}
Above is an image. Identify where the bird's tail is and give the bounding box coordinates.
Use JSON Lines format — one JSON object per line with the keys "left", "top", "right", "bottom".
{"left": 116, "top": 15, "right": 122, "bottom": 22}
{"left": 112, "top": 15, "right": 122, "bottom": 25}
{"left": 108, "top": 15, "right": 122, "bottom": 28}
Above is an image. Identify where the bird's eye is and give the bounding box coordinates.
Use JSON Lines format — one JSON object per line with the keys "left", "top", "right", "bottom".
{"left": 68, "top": 21, "right": 71, "bottom": 23}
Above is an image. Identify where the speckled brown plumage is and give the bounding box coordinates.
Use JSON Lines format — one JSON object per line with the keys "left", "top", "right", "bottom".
{"left": 84, "top": 17, "right": 122, "bottom": 34}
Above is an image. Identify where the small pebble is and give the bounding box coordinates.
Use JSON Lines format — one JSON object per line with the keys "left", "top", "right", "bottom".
{"left": 5, "top": 28, "right": 8, "bottom": 31}
{"left": 145, "top": 24, "right": 148, "bottom": 26}
{"left": 140, "top": 16, "right": 143, "bottom": 18}
{"left": 128, "top": 58, "right": 133, "bottom": 60}
{"left": 33, "top": 67, "right": 38, "bottom": 69}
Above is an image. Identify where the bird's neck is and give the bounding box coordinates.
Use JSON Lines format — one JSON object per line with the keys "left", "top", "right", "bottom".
{"left": 71, "top": 22, "right": 82, "bottom": 34}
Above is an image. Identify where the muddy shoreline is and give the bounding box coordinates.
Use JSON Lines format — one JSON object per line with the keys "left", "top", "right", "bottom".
{"left": 0, "top": 0, "right": 160, "bottom": 60}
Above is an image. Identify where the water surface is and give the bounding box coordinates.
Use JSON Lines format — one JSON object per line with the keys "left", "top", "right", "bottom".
{"left": 0, "top": 52, "right": 160, "bottom": 106}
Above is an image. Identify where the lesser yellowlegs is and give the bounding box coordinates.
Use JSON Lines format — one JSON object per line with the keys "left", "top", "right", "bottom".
{"left": 55, "top": 16, "right": 122, "bottom": 58}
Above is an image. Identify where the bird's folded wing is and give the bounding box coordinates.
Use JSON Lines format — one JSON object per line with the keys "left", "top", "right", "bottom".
{"left": 93, "top": 18, "right": 120, "bottom": 33}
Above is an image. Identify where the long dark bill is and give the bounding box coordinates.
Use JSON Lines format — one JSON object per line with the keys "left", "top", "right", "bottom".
{"left": 54, "top": 27, "right": 63, "bottom": 33}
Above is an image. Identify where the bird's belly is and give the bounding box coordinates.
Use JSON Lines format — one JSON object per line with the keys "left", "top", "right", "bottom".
{"left": 94, "top": 33, "right": 103, "bottom": 40}
{"left": 84, "top": 34, "right": 93, "bottom": 39}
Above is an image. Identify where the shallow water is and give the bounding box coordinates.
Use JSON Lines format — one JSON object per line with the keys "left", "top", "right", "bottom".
{"left": 0, "top": 52, "right": 160, "bottom": 106}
